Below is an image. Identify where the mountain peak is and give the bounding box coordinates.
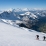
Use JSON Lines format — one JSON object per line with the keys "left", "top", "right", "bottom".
{"left": 22, "top": 8, "right": 29, "bottom": 11}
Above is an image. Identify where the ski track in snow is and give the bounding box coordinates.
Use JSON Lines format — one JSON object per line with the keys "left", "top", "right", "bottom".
{"left": 0, "top": 22, "right": 46, "bottom": 46}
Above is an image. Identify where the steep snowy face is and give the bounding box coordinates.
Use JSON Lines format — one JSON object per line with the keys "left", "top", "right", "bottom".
{"left": 20, "top": 12, "right": 38, "bottom": 19}
{"left": 34, "top": 10, "right": 46, "bottom": 18}
{"left": 0, "top": 11, "right": 19, "bottom": 20}
{"left": 25, "top": 12, "right": 31, "bottom": 15}
{"left": 0, "top": 22, "right": 46, "bottom": 46}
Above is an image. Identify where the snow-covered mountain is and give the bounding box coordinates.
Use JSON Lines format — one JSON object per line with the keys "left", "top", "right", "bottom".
{"left": 0, "top": 8, "right": 46, "bottom": 32}
{"left": 22, "top": 8, "right": 29, "bottom": 11}
{"left": 0, "top": 8, "right": 46, "bottom": 20}
{"left": 20, "top": 11, "right": 38, "bottom": 19}
{"left": 0, "top": 21, "right": 46, "bottom": 46}
{"left": 0, "top": 8, "right": 46, "bottom": 46}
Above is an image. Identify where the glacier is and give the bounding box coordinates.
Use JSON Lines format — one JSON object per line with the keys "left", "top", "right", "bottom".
{"left": 0, "top": 21, "right": 46, "bottom": 46}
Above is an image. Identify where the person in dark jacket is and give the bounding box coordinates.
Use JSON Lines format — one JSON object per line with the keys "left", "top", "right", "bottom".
{"left": 36, "top": 35, "right": 39, "bottom": 40}
{"left": 43, "top": 36, "right": 46, "bottom": 41}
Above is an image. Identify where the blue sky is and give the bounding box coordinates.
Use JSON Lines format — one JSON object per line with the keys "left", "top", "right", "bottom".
{"left": 0, "top": 0, "right": 46, "bottom": 10}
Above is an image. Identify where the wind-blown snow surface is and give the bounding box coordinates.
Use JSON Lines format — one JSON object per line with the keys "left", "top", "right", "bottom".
{"left": 0, "top": 22, "right": 46, "bottom": 46}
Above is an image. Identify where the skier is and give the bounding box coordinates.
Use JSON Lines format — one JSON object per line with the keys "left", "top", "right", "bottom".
{"left": 36, "top": 35, "right": 39, "bottom": 40}
{"left": 43, "top": 36, "right": 46, "bottom": 41}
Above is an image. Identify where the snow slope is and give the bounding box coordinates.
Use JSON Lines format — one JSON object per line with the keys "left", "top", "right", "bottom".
{"left": 0, "top": 22, "right": 46, "bottom": 46}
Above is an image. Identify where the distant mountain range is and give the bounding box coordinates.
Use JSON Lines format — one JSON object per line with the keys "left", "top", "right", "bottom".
{"left": 0, "top": 8, "right": 46, "bottom": 32}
